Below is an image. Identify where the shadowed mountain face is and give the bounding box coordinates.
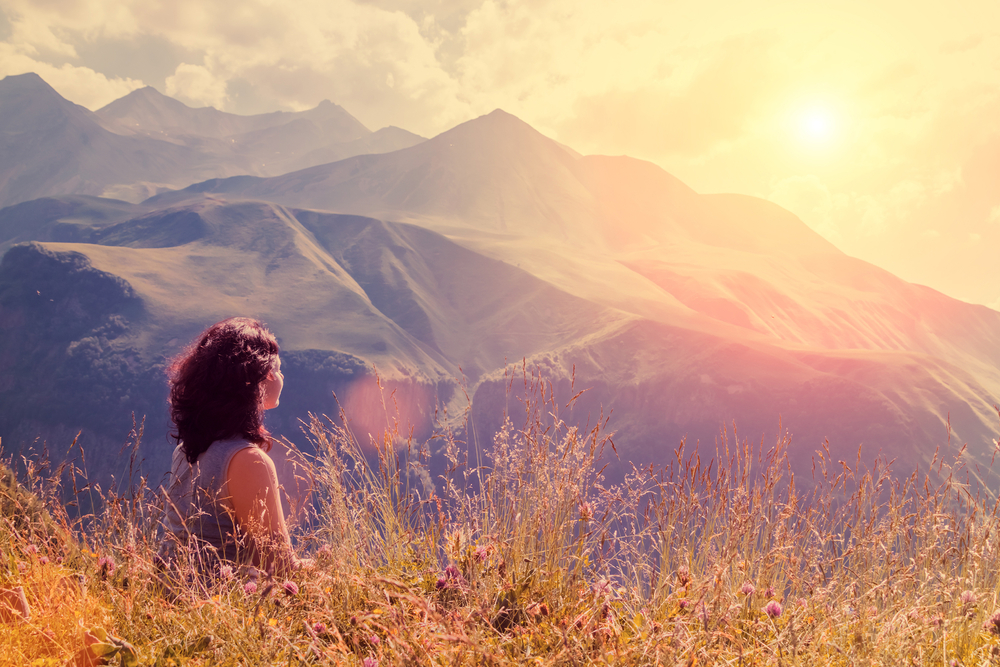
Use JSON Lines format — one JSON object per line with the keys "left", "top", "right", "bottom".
{"left": 1, "top": 76, "right": 998, "bottom": 490}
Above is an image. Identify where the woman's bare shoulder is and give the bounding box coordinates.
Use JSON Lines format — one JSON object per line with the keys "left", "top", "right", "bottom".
{"left": 228, "top": 445, "right": 277, "bottom": 482}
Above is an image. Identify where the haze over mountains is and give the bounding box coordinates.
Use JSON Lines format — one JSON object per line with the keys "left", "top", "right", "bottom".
{"left": 1, "top": 73, "right": 997, "bottom": 489}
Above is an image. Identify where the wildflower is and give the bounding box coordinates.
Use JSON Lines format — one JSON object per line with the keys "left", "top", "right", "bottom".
{"left": 437, "top": 564, "right": 466, "bottom": 590}
{"left": 363, "top": 658, "right": 379, "bottom": 667}
{"left": 283, "top": 580, "right": 299, "bottom": 596}
{"left": 579, "top": 502, "right": 593, "bottom": 522}
{"left": 317, "top": 544, "right": 333, "bottom": 560}
{"left": 797, "top": 598, "right": 807, "bottom": 608}
{"left": 219, "top": 565, "right": 233, "bottom": 580}
{"left": 740, "top": 581, "right": 755, "bottom": 596}
{"left": 960, "top": 590, "right": 976, "bottom": 605}
{"left": 592, "top": 579, "right": 612, "bottom": 597}
{"left": 474, "top": 545, "right": 489, "bottom": 562}
{"left": 313, "top": 622, "right": 326, "bottom": 634}
{"left": 765, "top": 586, "right": 775, "bottom": 598}
{"left": 39, "top": 556, "right": 49, "bottom": 565}
{"left": 26, "top": 544, "right": 38, "bottom": 555}
{"left": 764, "top": 600, "right": 782, "bottom": 619}
{"left": 678, "top": 599, "right": 689, "bottom": 610}
{"left": 676, "top": 566, "right": 690, "bottom": 587}
{"left": 97, "top": 556, "right": 116, "bottom": 577}
{"left": 244, "top": 582, "right": 258, "bottom": 595}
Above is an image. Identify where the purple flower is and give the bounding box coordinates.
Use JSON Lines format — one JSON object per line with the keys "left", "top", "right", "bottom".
{"left": 474, "top": 545, "right": 489, "bottom": 562}
{"left": 219, "top": 564, "right": 234, "bottom": 580}
{"left": 678, "top": 599, "right": 689, "bottom": 610}
{"left": 25, "top": 544, "right": 38, "bottom": 555}
{"left": 960, "top": 590, "right": 977, "bottom": 605}
{"left": 363, "top": 657, "right": 379, "bottom": 667}
{"left": 39, "top": 556, "right": 50, "bottom": 565}
{"left": 370, "top": 634, "right": 380, "bottom": 645}
{"left": 983, "top": 611, "right": 1000, "bottom": 635}
{"left": 765, "top": 586, "right": 775, "bottom": 598}
{"left": 764, "top": 600, "right": 782, "bottom": 619}
{"left": 740, "top": 581, "right": 755, "bottom": 596}
{"left": 592, "top": 579, "right": 612, "bottom": 596}
{"left": 244, "top": 582, "right": 258, "bottom": 595}
{"left": 313, "top": 622, "right": 326, "bottom": 634}
{"left": 97, "top": 556, "right": 116, "bottom": 577}
{"left": 437, "top": 564, "right": 466, "bottom": 590}
{"left": 283, "top": 580, "right": 299, "bottom": 596}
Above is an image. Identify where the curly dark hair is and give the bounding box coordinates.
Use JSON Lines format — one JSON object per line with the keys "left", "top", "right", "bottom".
{"left": 168, "top": 317, "right": 279, "bottom": 464}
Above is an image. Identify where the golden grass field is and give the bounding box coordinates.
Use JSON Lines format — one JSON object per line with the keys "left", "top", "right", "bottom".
{"left": 2, "top": 373, "right": 1000, "bottom": 666}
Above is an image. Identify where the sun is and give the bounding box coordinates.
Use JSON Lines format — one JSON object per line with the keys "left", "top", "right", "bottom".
{"left": 794, "top": 105, "right": 838, "bottom": 148}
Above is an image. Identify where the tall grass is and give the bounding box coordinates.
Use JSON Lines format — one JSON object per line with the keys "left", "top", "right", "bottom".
{"left": 1, "top": 367, "right": 1000, "bottom": 665}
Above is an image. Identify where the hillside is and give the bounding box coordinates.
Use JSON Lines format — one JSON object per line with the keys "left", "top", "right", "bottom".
{"left": 0, "top": 76, "right": 997, "bottom": 489}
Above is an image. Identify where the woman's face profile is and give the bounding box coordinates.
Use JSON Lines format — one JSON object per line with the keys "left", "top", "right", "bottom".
{"left": 262, "top": 356, "right": 284, "bottom": 410}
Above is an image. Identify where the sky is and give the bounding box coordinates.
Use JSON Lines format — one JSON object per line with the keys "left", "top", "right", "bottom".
{"left": 1, "top": 0, "right": 998, "bottom": 309}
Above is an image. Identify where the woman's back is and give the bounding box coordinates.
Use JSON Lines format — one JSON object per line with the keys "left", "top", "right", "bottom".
{"left": 160, "top": 438, "right": 255, "bottom": 571}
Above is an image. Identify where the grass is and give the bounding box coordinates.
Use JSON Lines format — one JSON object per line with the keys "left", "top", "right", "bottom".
{"left": 2, "top": 365, "right": 1000, "bottom": 665}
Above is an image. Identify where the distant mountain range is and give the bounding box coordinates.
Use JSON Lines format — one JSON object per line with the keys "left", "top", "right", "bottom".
{"left": 1, "top": 73, "right": 997, "bottom": 489}
{"left": 0, "top": 73, "right": 424, "bottom": 208}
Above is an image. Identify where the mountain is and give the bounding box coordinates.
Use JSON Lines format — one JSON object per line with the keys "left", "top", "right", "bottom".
{"left": 0, "top": 79, "right": 997, "bottom": 491}
{"left": 0, "top": 73, "right": 227, "bottom": 209}
{"left": 96, "top": 86, "right": 424, "bottom": 177}
{"left": 97, "top": 87, "right": 369, "bottom": 143}
{"left": 0, "top": 74, "right": 424, "bottom": 210}
{"left": 145, "top": 110, "right": 1000, "bottom": 483}
{"left": 150, "top": 110, "right": 603, "bottom": 241}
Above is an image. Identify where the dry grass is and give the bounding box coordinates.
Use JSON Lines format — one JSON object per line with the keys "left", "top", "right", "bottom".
{"left": 2, "top": 366, "right": 1000, "bottom": 666}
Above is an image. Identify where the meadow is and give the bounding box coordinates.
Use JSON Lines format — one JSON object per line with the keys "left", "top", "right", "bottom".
{"left": 2, "top": 369, "right": 1000, "bottom": 666}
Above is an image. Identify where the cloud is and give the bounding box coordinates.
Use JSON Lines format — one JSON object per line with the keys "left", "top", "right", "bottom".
{"left": 991, "top": 205, "right": 1000, "bottom": 223}
{"left": 165, "top": 62, "right": 228, "bottom": 109}
{"left": 940, "top": 34, "right": 983, "bottom": 55}
{"left": 556, "top": 34, "right": 779, "bottom": 159}
{"left": 0, "top": 43, "right": 142, "bottom": 108}
{"left": 919, "top": 229, "right": 941, "bottom": 240}
{"left": 0, "top": 0, "right": 466, "bottom": 133}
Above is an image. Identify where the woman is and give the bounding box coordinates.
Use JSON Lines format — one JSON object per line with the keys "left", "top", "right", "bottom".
{"left": 159, "top": 317, "right": 305, "bottom": 579}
